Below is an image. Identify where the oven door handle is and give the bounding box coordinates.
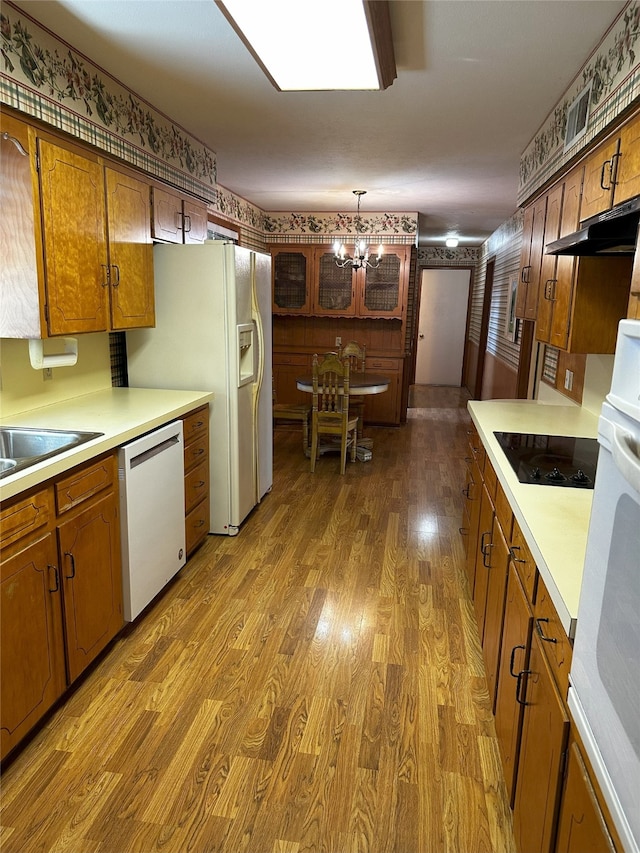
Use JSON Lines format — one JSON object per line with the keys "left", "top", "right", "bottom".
{"left": 611, "top": 425, "right": 640, "bottom": 494}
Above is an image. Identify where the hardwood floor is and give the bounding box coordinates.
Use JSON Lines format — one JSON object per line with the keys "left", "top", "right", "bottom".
{"left": 1, "top": 386, "right": 516, "bottom": 853}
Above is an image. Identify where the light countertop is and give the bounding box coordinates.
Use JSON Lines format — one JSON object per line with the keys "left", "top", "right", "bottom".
{"left": 468, "top": 399, "right": 600, "bottom": 638}
{"left": 0, "top": 387, "right": 213, "bottom": 501}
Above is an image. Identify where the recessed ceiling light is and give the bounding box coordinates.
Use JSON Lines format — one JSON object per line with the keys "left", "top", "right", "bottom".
{"left": 217, "top": 0, "right": 396, "bottom": 91}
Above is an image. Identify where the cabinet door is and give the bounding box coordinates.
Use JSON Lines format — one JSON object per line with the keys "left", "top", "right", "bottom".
{"left": 580, "top": 137, "right": 620, "bottom": 221}
{"left": 481, "top": 515, "right": 510, "bottom": 709}
{"left": 272, "top": 247, "right": 313, "bottom": 314}
{"left": 358, "top": 247, "right": 408, "bottom": 319}
{"left": 313, "top": 247, "right": 356, "bottom": 316}
{"left": 273, "top": 353, "right": 312, "bottom": 405}
{"left": 362, "top": 356, "right": 402, "bottom": 425}
{"left": 38, "top": 138, "right": 109, "bottom": 335}
{"left": 513, "top": 632, "right": 570, "bottom": 853}
{"left": 0, "top": 113, "right": 44, "bottom": 338}
{"left": 536, "top": 184, "right": 563, "bottom": 343}
{"left": 473, "top": 482, "right": 495, "bottom": 640}
{"left": 150, "top": 185, "right": 184, "bottom": 243}
{"left": 548, "top": 168, "right": 582, "bottom": 350}
{"left": 614, "top": 113, "right": 640, "bottom": 205}
{"left": 516, "top": 196, "right": 546, "bottom": 320}
{"left": 58, "top": 492, "right": 123, "bottom": 682}
{"left": 105, "top": 168, "right": 155, "bottom": 329}
{"left": 1, "top": 533, "right": 66, "bottom": 760}
{"left": 464, "top": 457, "right": 483, "bottom": 595}
{"left": 183, "top": 197, "right": 208, "bottom": 244}
{"left": 555, "top": 740, "right": 617, "bottom": 853}
{"left": 494, "top": 564, "right": 533, "bottom": 804}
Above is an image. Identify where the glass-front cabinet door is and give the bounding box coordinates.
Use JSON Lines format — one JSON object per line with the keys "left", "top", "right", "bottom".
{"left": 271, "top": 246, "right": 313, "bottom": 314}
{"left": 312, "top": 246, "right": 356, "bottom": 316}
{"left": 357, "top": 246, "right": 409, "bottom": 319}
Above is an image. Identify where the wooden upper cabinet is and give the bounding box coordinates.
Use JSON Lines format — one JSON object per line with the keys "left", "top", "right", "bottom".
{"left": 150, "top": 185, "right": 207, "bottom": 244}
{"left": 0, "top": 112, "right": 44, "bottom": 338}
{"left": 358, "top": 246, "right": 409, "bottom": 319}
{"left": 313, "top": 245, "right": 356, "bottom": 316}
{"left": 271, "top": 246, "right": 314, "bottom": 314}
{"left": 516, "top": 195, "right": 547, "bottom": 320}
{"left": 38, "top": 137, "right": 109, "bottom": 335}
{"left": 581, "top": 110, "right": 640, "bottom": 220}
{"left": 104, "top": 167, "right": 155, "bottom": 329}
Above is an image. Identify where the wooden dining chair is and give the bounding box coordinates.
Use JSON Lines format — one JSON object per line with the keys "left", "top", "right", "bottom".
{"left": 339, "top": 341, "right": 366, "bottom": 439}
{"left": 310, "top": 353, "right": 359, "bottom": 474}
{"left": 272, "top": 377, "right": 311, "bottom": 454}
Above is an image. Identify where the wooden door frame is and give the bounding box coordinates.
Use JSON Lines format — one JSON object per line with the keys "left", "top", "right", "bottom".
{"left": 474, "top": 257, "right": 495, "bottom": 400}
{"left": 409, "top": 264, "right": 475, "bottom": 387}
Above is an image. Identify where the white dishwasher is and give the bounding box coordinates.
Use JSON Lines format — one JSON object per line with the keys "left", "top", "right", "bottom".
{"left": 118, "top": 420, "right": 186, "bottom": 622}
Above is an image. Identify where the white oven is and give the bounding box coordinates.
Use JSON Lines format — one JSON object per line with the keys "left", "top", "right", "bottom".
{"left": 568, "top": 319, "right": 640, "bottom": 853}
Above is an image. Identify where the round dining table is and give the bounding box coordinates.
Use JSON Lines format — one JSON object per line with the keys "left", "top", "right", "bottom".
{"left": 295, "top": 372, "right": 390, "bottom": 395}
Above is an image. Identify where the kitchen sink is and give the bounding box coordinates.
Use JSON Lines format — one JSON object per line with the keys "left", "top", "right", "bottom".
{"left": 0, "top": 427, "right": 104, "bottom": 478}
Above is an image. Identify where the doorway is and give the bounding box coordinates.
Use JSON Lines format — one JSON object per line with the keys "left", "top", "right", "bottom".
{"left": 414, "top": 268, "right": 471, "bottom": 386}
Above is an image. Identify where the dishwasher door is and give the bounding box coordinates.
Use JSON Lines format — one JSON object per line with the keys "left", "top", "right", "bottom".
{"left": 118, "top": 420, "right": 186, "bottom": 621}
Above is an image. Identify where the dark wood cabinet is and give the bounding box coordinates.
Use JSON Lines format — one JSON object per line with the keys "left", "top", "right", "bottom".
{"left": 580, "top": 111, "right": 640, "bottom": 220}
{"left": 182, "top": 405, "right": 210, "bottom": 556}
{"left": 150, "top": 185, "right": 207, "bottom": 244}
{"left": 516, "top": 194, "right": 547, "bottom": 320}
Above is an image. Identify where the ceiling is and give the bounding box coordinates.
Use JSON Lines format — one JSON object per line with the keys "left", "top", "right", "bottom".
{"left": 11, "top": 0, "right": 627, "bottom": 245}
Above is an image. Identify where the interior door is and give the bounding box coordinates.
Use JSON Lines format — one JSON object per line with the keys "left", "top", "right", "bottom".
{"left": 415, "top": 268, "right": 470, "bottom": 385}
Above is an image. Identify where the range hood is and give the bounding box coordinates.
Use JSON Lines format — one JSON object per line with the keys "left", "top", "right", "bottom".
{"left": 546, "top": 195, "right": 640, "bottom": 256}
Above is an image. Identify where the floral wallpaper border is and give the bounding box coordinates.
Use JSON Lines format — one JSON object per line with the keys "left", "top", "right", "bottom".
{"left": 519, "top": 0, "right": 640, "bottom": 204}
{"left": 417, "top": 246, "right": 480, "bottom": 264}
{"left": 263, "top": 211, "right": 418, "bottom": 242}
{"left": 1, "top": 3, "right": 217, "bottom": 196}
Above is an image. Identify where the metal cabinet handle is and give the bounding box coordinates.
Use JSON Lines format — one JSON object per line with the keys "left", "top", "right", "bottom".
{"left": 64, "top": 551, "right": 76, "bottom": 579}
{"left": 459, "top": 526, "right": 468, "bottom": 535}
{"left": 48, "top": 564, "right": 60, "bottom": 593}
{"left": 516, "top": 669, "right": 531, "bottom": 706}
{"left": 481, "top": 531, "right": 493, "bottom": 568}
{"left": 521, "top": 265, "right": 531, "bottom": 283}
{"left": 195, "top": 480, "right": 205, "bottom": 488}
{"left": 544, "top": 279, "right": 557, "bottom": 301}
{"left": 610, "top": 151, "right": 621, "bottom": 186}
{"left": 184, "top": 214, "right": 192, "bottom": 232}
{"left": 175, "top": 211, "right": 183, "bottom": 230}
{"left": 101, "top": 264, "right": 110, "bottom": 287}
{"left": 195, "top": 519, "right": 205, "bottom": 528}
{"left": 509, "top": 545, "right": 526, "bottom": 564}
{"left": 536, "top": 617, "right": 557, "bottom": 644}
{"left": 461, "top": 485, "right": 471, "bottom": 498}
{"left": 600, "top": 158, "right": 615, "bottom": 190}
{"left": 111, "top": 264, "right": 120, "bottom": 286}
{"left": 509, "top": 644, "right": 526, "bottom": 678}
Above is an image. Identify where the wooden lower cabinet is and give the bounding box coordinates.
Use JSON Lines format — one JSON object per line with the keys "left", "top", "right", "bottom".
{"left": 494, "top": 563, "right": 533, "bottom": 805}
{"left": 363, "top": 356, "right": 402, "bottom": 425}
{"left": 512, "top": 633, "right": 571, "bottom": 853}
{"left": 57, "top": 490, "right": 122, "bottom": 682}
{"left": 0, "top": 453, "right": 123, "bottom": 761}
{"left": 472, "top": 481, "right": 495, "bottom": 639}
{"left": 182, "top": 405, "right": 210, "bottom": 556}
{"left": 480, "top": 513, "right": 510, "bottom": 709}
{"left": 555, "top": 739, "right": 617, "bottom": 853}
{"left": 1, "top": 531, "right": 66, "bottom": 759}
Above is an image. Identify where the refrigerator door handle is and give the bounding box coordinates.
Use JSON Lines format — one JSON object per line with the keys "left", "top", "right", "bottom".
{"left": 252, "top": 260, "right": 265, "bottom": 504}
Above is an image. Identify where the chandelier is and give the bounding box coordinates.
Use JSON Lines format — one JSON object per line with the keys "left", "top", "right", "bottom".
{"left": 333, "top": 190, "right": 383, "bottom": 270}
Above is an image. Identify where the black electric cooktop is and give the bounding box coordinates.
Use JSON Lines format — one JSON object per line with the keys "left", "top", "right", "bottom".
{"left": 493, "top": 432, "right": 599, "bottom": 488}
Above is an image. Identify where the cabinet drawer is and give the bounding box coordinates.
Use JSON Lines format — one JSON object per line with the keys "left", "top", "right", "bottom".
{"left": 55, "top": 455, "right": 116, "bottom": 515}
{"left": 0, "top": 488, "right": 53, "bottom": 552}
{"left": 273, "top": 353, "right": 308, "bottom": 366}
{"left": 184, "top": 434, "right": 208, "bottom": 473}
{"left": 186, "top": 496, "right": 209, "bottom": 554}
{"left": 185, "top": 458, "right": 209, "bottom": 514}
{"left": 483, "top": 457, "right": 497, "bottom": 501}
{"left": 494, "top": 480, "right": 513, "bottom": 541}
{"left": 510, "top": 517, "right": 537, "bottom": 603}
{"left": 365, "top": 357, "right": 399, "bottom": 372}
{"left": 534, "top": 574, "right": 572, "bottom": 700}
{"left": 182, "top": 406, "right": 208, "bottom": 443}
{"left": 467, "top": 426, "right": 486, "bottom": 470}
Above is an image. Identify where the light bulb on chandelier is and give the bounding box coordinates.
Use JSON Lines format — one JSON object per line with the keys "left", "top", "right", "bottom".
{"left": 333, "top": 190, "right": 384, "bottom": 270}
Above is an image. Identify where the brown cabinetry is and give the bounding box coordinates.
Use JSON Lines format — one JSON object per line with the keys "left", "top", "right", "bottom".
{"left": 363, "top": 356, "right": 403, "bottom": 424}
{"left": 182, "top": 405, "right": 210, "bottom": 556}
{"left": 516, "top": 195, "right": 547, "bottom": 320}
{"left": 0, "top": 453, "right": 123, "bottom": 761}
{"left": 150, "top": 185, "right": 208, "bottom": 244}
{"left": 580, "top": 111, "right": 640, "bottom": 221}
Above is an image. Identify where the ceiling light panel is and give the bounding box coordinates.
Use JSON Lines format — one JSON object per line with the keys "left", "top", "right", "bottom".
{"left": 219, "top": 0, "right": 381, "bottom": 91}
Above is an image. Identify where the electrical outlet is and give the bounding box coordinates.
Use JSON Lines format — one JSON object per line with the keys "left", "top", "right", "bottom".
{"left": 43, "top": 367, "right": 53, "bottom": 381}
{"left": 335, "top": 336, "right": 341, "bottom": 347}
{"left": 564, "top": 369, "right": 573, "bottom": 391}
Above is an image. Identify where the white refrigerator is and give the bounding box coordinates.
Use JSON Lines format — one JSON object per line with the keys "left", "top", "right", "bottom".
{"left": 126, "top": 241, "right": 272, "bottom": 536}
